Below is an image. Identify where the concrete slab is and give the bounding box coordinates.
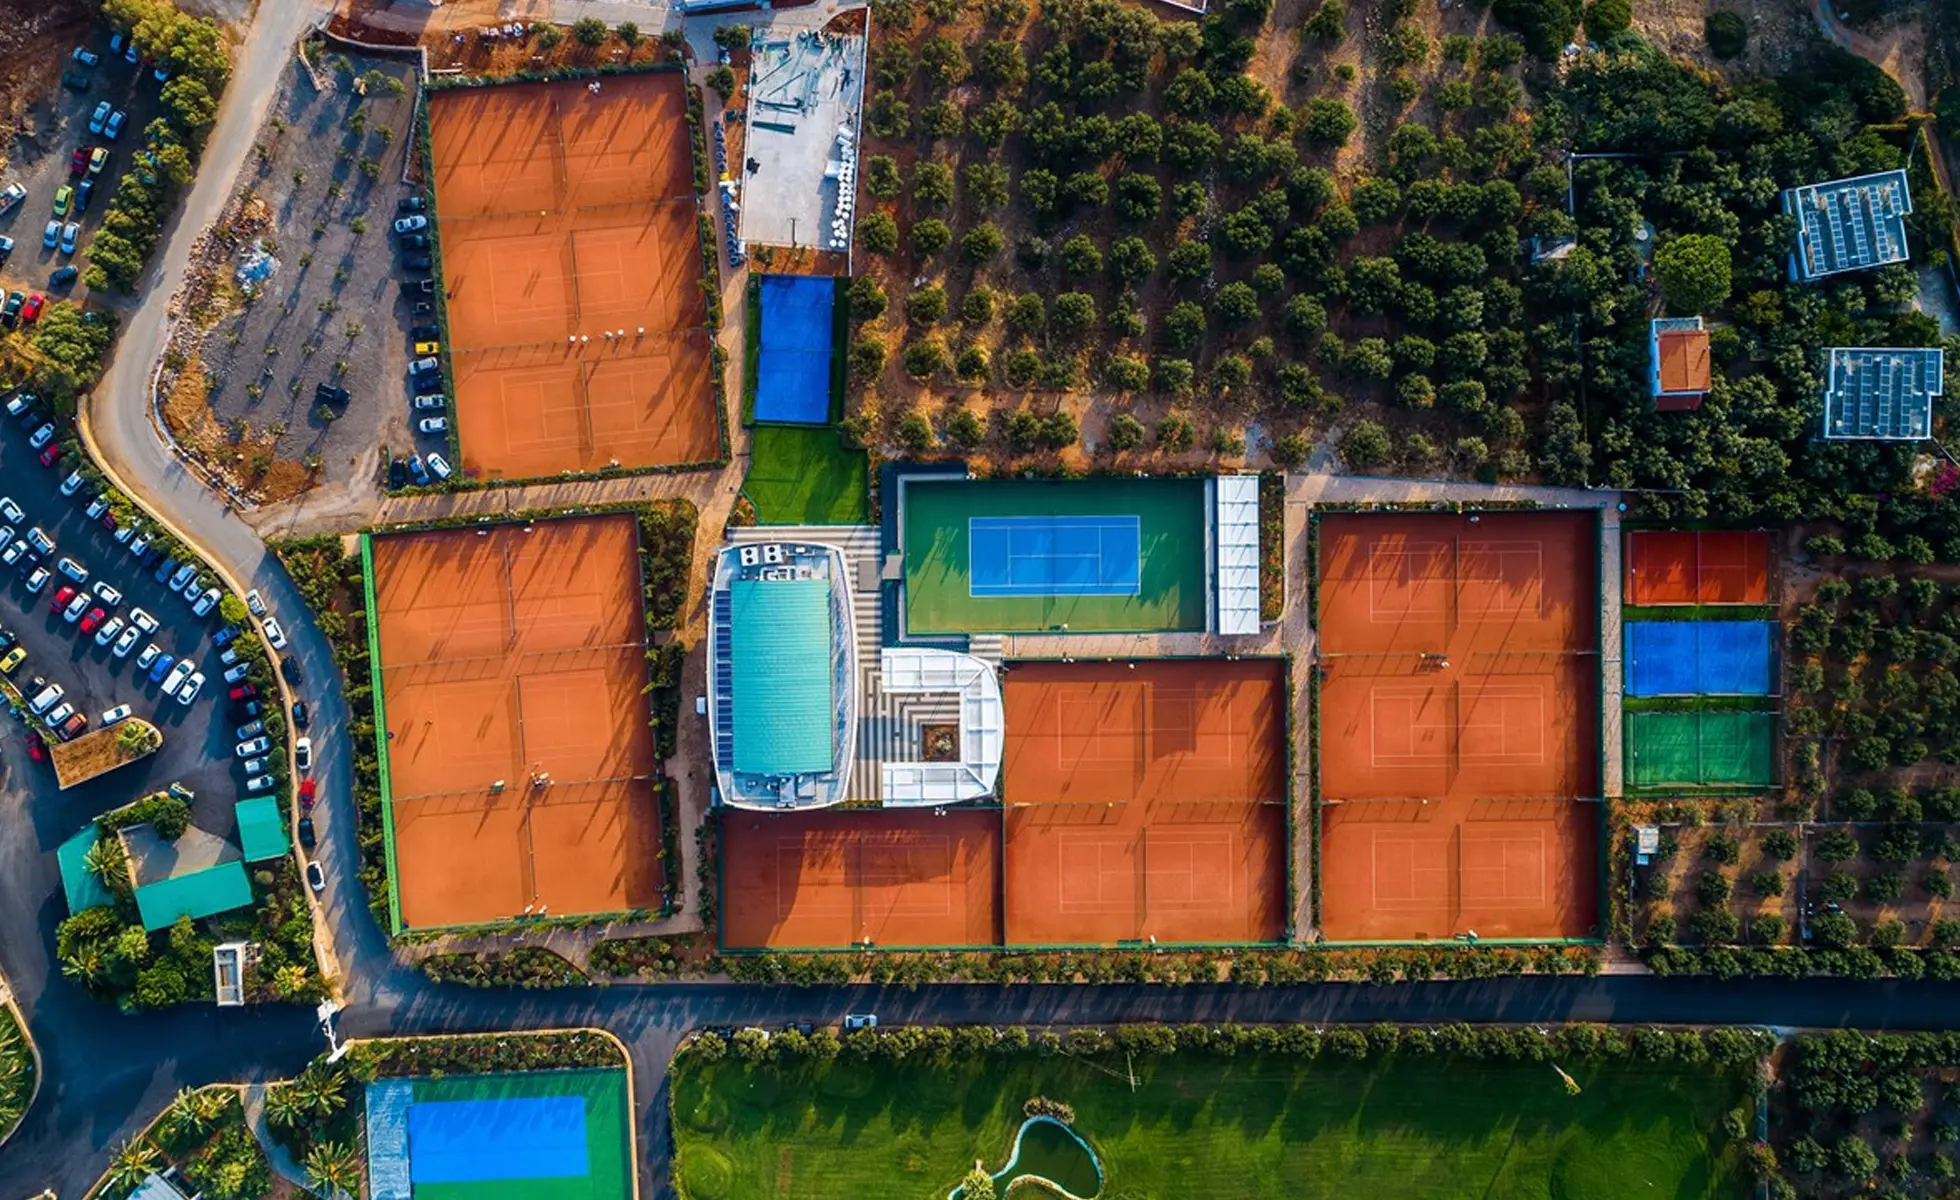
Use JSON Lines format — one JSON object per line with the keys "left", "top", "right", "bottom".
{"left": 737, "top": 29, "right": 864, "bottom": 252}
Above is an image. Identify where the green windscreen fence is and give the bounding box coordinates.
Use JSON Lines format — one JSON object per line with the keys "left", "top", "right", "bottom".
{"left": 1627, "top": 711, "right": 1776, "bottom": 788}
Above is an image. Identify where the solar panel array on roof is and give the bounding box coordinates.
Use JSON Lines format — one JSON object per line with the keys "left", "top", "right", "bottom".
{"left": 1823, "top": 346, "right": 1945, "bottom": 440}
{"left": 1786, "top": 169, "right": 1913, "bottom": 281}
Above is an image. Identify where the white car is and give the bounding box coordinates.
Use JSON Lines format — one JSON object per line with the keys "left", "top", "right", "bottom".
{"left": 28, "top": 423, "right": 54, "bottom": 449}
{"left": 236, "top": 736, "right": 271, "bottom": 757}
{"left": 58, "top": 471, "right": 84, "bottom": 496}
{"left": 63, "top": 591, "right": 90, "bottom": 622}
{"left": 0, "top": 542, "right": 23, "bottom": 567}
{"left": 168, "top": 563, "right": 196, "bottom": 592}
{"left": 245, "top": 774, "right": 275, "bottom": 793}
{"left": 192, "top": 587, "right": 220, "bottom": 617}
{"left": 25, "top": 567, "right": 49, "bottom": 593}
{"left": 295, "top": 736, "right": 312, "bottom": 772}
{"left": 242, "top": 756, "right": 267, "bottom": 774}
{"left": 45, "top": 702, "right": 74, "bottom": 727}
{"left": 245, "top": 588, "right": 266, "bottom": 616}
{"left": 263, "top": 619, "right": 288, "bottom": 649}
{"left": 96, "top": 584, "right": 123, "bottom": 607}
{"left": 113, "top": 625, "right": 140, "bottom": 658}
{"left": 393, "top": 214, "right": 428, "bottom": 234}
{"left": 177, "top": 672, "right": 204, "bottom": 705}
{"left": 222, "top": 661, "right": 252, "bottom": 684}
{"left": 413, "top": 394, "right": 445, "bottom": 411}
{"left": 136, "top": 644, "right": 161, "bottom": 670}
{"left": 112, "top": 520, "right": 136, "bottom": 545}
{"left": 0, "top": 498, "right": 19, "bottom": 524}
{"left": 100, "top": 704, "right": 132, "bottom": 725}
{"left": 417, "top": 417, "right": 448, "bottom": 434}
{"left": 25, "top": 527, "right": 52, "bottom": 555}
{"left": 127, "top": 533, "right": 150, "bottom": 557}
{"left": 55, "top": 556, "right": 87, "bottom": 584}
{"left": 130, "top": 607, "right": 158, "bottom": 634}
{"left": 27, "top": 683, "right": 61, "bottom": 714}
{"left": 426, "top": 453, "right": 452, "bottom": 481}
{"left": 409, "top": 356, "right": 440, "bottom": 376}
{"left": 180, "top": 574, "right": 205, "bottom": 600}
{"left": 84, "top": 496, "right": 107, "bottom": 520}
{"left": 160, "top": 660, "right": 193, "bottom": 695}
{"left": 93, "top": 615, "right": 124, "bottom": 646}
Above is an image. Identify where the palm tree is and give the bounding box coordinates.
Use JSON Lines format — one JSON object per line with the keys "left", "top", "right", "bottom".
{"left": 191, "top": 1087, "right": 232, "bottom": 1128}
{"left": 262, "top": 1082, "right": 308, "bottom": 1131}
{"left": 303, "top": 1140, "right": 361, "bottom": 1199}
{"left": 59, "top": 947, "right": 106, "bottom": 987}
{"left": 293, "top": 1069, "right": 346, "bottom": 1118}
{"left": 102, "top": 1138, "right": 160, "bottom": 1194}
{"left": 82, "top": 835, "right": 128, "bottom": 890}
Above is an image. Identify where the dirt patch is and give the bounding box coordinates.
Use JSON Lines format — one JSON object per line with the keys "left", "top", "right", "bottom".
{"left": 1632, "top": 0, "right": 1822, "bottom": 81}
{"left": 49, "top": 719, "right": 162, "bottom": 790}
{"left": 0, "top": 0, "right": 95, "bottom": 138}
{"left": 161, "top": 357, "right": 319, "bottom": 505}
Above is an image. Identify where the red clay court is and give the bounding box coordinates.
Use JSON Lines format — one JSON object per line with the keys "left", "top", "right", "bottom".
{"left": 1001, "top": 659, "right": 1287, "bottom": 945}
{"left": 1316, "top": 511, "right": 1600, "bottom": 942}
{"left": 428, "top": 74, "right": 719, "bottom": 480}
{"left": 1625, "top": 530, "right": 1772, "bottom": 606}
{"left": 370, "top": 515, "right": 664, "bottom": 929}
{"left": 719, "top": 809, "right": 1002, "bottom": 950}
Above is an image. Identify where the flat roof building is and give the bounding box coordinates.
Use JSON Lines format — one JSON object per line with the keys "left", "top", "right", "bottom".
{"left": 1822, "top": 346, "right": 1944, "bottom": 440}
{"left": 1784, "top": 169, "right": 1913, "bottom": 282}
{"left": 709, "top": 541, "right": 859, "bottom": 809}
{"left": 1650, "top": 317, "right": 1712, "bottom": 412}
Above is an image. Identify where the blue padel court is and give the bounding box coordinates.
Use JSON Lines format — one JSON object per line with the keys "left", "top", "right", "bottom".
{"left": 970, "top": 515, "right": 1141, "bottom": 597}
{"left": 752, "top": 274, "right": 836, "bottom": 425}
{"left": 364, "top": 1068, "right": 631, "bottom": 1200}
{"left": 1626, "top": 621, "right": 1775, "bottom": 696}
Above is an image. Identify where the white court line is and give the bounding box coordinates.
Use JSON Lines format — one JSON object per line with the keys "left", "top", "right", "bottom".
{"left": 1366, "top": 540, "right": 1449, "bottom": 621}
{"left": 1458, "top": 831, "right": 1548, "bottom": 909}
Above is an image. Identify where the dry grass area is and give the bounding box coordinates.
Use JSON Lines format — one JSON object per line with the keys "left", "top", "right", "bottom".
{"left": 161, "top": 360, "right": 316, "bottom": 504}
{"left": 50, "top": 719, "right": 161, "bottom": 790}
{"left": 1631, "top": 0, "right": 1820, "bottom": 81}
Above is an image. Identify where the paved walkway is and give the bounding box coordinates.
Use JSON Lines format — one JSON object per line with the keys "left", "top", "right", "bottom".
{"left": 241, "top": 1083, "right": 316, "bottom": 1194}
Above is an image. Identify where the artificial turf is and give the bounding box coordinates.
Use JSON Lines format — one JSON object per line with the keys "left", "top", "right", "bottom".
{"left": 407, "top": 1068, "right": 631, "bottom": 1200}
{"left": 670, "top": 1050, "right": 1751, "bottom": 1200}
{"left": 743, "top": 425, "right": 869, "bottom": 525}
{"left": 901, "top": 476, "right": 1208, "bottom": 634}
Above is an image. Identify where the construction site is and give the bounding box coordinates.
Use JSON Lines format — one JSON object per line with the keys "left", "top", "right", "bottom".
{"left": 731, "top": 22, "right": 866, "bottom": 255}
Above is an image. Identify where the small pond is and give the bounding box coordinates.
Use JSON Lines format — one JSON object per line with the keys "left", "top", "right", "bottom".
{"left": 949, "top": 1115, "right": 1102, "bottom": 1200}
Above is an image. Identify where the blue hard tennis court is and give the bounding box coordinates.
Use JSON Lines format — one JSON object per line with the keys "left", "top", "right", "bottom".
{"left": 363, "top": 1068, "right": 630, "bottom": 1200}
{"left": 752, "top": 274, "right": 836, "bottom": 425}
{"left": 1625, "top": 621, "right": 1775, "bottom": 696}
{"left": 970, "top": 515, "right": 1142, "bottom": 597}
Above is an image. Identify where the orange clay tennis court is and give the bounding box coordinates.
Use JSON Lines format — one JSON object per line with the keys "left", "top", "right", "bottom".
{"left": 371, "top": 515, "right": 664, "bottom": 929}
{"left": 427, "top": 75, "right": 717, "bottom": 480}
{"left": 1316, "top": 511, "right": 1599, "bottom": 941}
{"left": 719, "top": 809, "right": 1002, "bottom": 949}
{"left": 1001, "top": 659, "right": 1287, "bottom": 945}
{"left": 1625, "top": 530, "right": 1772, "bottom": 606}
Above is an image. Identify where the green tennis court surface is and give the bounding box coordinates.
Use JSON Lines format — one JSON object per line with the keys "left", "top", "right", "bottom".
{"left": 903, "top": 477, "right": 1207, "bottom": 634}
{"left": 1627, "top": 711, "right": 1776, "bottom": 789}
{"left": 408, "top": 1068, "right": 630, "bottom": 1200}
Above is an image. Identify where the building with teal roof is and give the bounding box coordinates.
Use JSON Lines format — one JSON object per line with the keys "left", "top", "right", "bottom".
{"left": 708, "top": 541, "right": 858, "bottom": 808}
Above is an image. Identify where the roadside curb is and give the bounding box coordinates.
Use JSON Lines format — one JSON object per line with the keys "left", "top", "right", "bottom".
{"left": 0, "top": 972, "right": 44, "bottom": 1155}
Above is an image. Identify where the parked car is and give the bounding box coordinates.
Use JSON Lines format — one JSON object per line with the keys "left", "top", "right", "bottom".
{"left": 88, "top": 148, "right": 108, "bottom": 177}
{"left": 93, "top": 615, "right": 123, "bottom": 646}
{"left": 104, "top": 110, "right": 125, "bottom": 139}
{"left": 245, "top": 774, "right": 274, "bottom": 793}
{"left": 406, "top": 456, "right": 429, "bottom": 486}
{"left": 136, "top": 644, "right": 160, "bottom": 670}
{"left": 72, "top": 47, "right": 99, "bottom": 66}
{"left": 283, "top": 656, "right": 304, "bottom": 686}
{"left": 83, "top": 495, "right": 108, "bottom": 520}
{"left": 393, "top": 214, "right": 428, "bottom": 234}
{"left": 214, "top": 624, "right": 240, "bottom": 648}
{"left": 426, "top": 453, "right": 453, "bottom": 481}
{"left": 67, "top": 149, "right": 88, "bottom": 178}
{"left": 58, "top": 224, "right": 77, "bottom": 255}
{"left": 59, "top": 70, "right": 89, "bottom": 92}
{"left": 192, "top": 587, "right": 219, "bottom": 617}
{"left": 160, "top": 660, "right": 192, "bottom": 694}
{"left": 0, "top": 647, "right": 23, "bottom": 674}
{"left": 24, "top": 567, "right": 49, "bottom": 593}
{"left": 399, "top": 194, "right": 425, "bottom": 212}
{"left": 399, "top": 233, "right": 428, "bottom": 251}
{"left": 62, "top": 592, "right": 90, "bottom": 622}
{"left": 299, "top": 778, "right": 317, "bottom": 808}
{"left": 413, "top": 340, "right": 440, "bottom": 356}
{"left": 56, "top": 712, "right": 87, "bottom": 741}
{"left": 298, "top": 817, "right": 316, "bottom": 849}
{"left": 55, "top": 557, "right": 87, "bottom": 584}
{"left": 79, "top": 607, "right": 105, "bottom": 634}
{"left": 417, "top": 417, "right": 448, "bottom": 434}
{"left": 246, "top": 589, "right": 266, "bottom": 616}
{"left": 237, "top": 720, "right": 264, "bottom": 739}
{"left": 127, "top": 532, "right": 151, "bottom": 557}
{"left": 96, "top": 583, "right": 122, "bottom": 607}
{"left": 101, "top": 704, "right": 131, "bottom": 725}
{"left": 843, "top": 1014, "right": 879, "bottom": 1030}
{"left": 2, "top": 292, "right": 22, "bottom": 329}
{"left": 148, "top": 652, "right": 176, "bottom": 683}
{"left": 306, "top": 861, "right": 325, "bottom": 892}
{"left": 292, "top": 700, "right": 309, "bottom": 728}
{"left": 0, "top": 183, "right": 24, "bottom": 212}
{"left": 51, "top": 186, "right": 71, "bottom": 217}
{"left": 58, "top": 470, "right": 84, "bottom": 496}
{"left": 26, "top": 527, "right": 53, "bottom": 555}
{"left": 314, "top": 382, "right": 350, "bottom": 408}
{"left": 23, "top": 732, "right": 43, "bottom": 761}
{"left": 263, "top": 619, "right": 288, "bottom": 650}
{"left": 50, "top": 584, "right": 74, "bottom": 613}
{"left": 18, "top": 295, "right": 40, "bottom": 324}
{"left": 72, "top": 179, "right": 92, "bottom": 215}
{"left": 49, "top": 267, "right": 78, "bottom": 289}
{"left": 403, "top": 255, "right": 433, "bottom": 272}
{"left": 45, "top": 703, "right": 75, "bottom": 731}
{"left": 0, "top": 498, "right": 19, "bottom": 525}
{"left": 88, "top": 101, "right": 110, "bottom": 133}
{"left": 27, "top": 683, "right": 62, "bottom": 714}
{"left": 295, "top": 736, "right": 312, "bottom": 771}
{"left": 223, "top": 662, "right": 252, "bottom": 685}
{"left": 168, "top": 562, "right": 196, "bottom": 591}
{"left": 38, "top": 221, "right": 56, "bottom": 251}
{"left": 153, "top": 555, "right": 179, "bottom": 583}
{"left": 413, "top": 393, "right": 446, "bottom": 411}
{"left": 409, "top": 356, "right": 440, "bottom": 376}
{"left": 36, "top": 444, "right": 58, "bottom": 467}
{"left": 113, "top": 624, "right": 140, "bottom": 657}
{"left": 177, "top": 672, "right": 203, "bottom": 705}
{"left": 27, "top": 422, "right": 53, "bottom": 449}
{"left": 236, "top": 736, "right": 270, "bottom": 757}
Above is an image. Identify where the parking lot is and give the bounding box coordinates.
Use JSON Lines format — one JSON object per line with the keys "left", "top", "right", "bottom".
{"left": 186, "top": 47, "right": 423, "bottom": 506}
{"left": 0, "top": 400, "right": 263, "bottom": 839}
{"left": 0, "top": 27, "right": 167, "bottom": 301}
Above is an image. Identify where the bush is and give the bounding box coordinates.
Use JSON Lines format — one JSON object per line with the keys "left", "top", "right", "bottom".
{"left": 962, "top": 224, "right": 1005, "bottom": 263}
{"left": 911, "top": 218, "right": 952, "bottom": 258}
{"left": 1705, "top": 10, "right": 1747, "bottom": 58}
{"left": 1654, "top": 233, "right": 1732, "bottom": 313}
{"left": 902, "top": 338, "right": 949, "bottom": 380}
{"left": 1584, "top": 0, "right": 1631, "bottom": 36}
{"left": 905, "top": 285, "right": 947, "bottom": 326}
{"left": 847, "top": 276, "right": 887, "bottom": 321}
{"left": 1340, "top": 420, "right": 1391, "bottom": 469}
{"left": 1270, "top": 432, "right": 1310, "bottom": 467}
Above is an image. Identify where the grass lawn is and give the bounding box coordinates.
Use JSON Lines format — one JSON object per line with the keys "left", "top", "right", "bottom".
{"left": 743, "top": 425, "right": 869, "bottom": 525}
{"left": 671, "top": 1050, "right": 1751, "bottom": 1200}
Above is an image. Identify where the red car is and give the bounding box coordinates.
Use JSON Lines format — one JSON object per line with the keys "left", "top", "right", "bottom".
{"left": 100, "top": 510, "right": 116, "bottom": 530}
{"left": 24, "top": 732, "right": 44, "bottom": 762}
{"left": 37, "top": 443, "right": 58, "bottom": 467}
{"left": 228, "top": 683, "right": 255, "bottom": 701}
{"left": 69, "top": 148, "right": 88, "bottom": 177}
{"left": 79, "top": 607, "right": 104, "bottom": 633}
{"left": 299, "top": 779, "right": 317, "bottom": 809}
{"left": 20, "top": 295, "right": 42, "bottom": 324}
{"left": 51, "top": 585, "right": 74, "bottom": 613}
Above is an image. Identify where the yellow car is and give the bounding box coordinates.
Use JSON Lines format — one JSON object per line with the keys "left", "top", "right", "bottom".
{"left": 413, "top": 340, "right": 440, "bottom": 356}
{"left": 0, "top": 646, "right": 24, "bottom": 674}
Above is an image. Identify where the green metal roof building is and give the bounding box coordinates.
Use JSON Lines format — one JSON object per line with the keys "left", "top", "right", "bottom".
{"left": 234, "top": 797, "right": 291, "bottom": 862}
{"left": 729, "top": 577, "right": 835, "bottom": 774}
{"left": 134, "top": 862, "right": 255, "bottom": 932}
{"left": 56, "top": 826, "right": 113, "bottom": 914}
